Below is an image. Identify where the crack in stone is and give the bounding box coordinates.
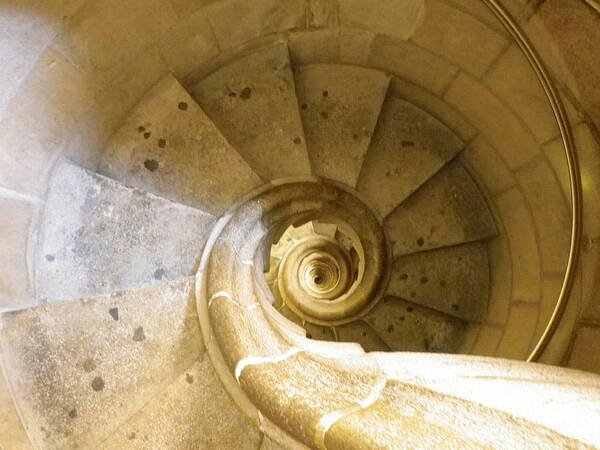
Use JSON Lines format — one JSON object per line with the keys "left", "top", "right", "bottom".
{"left": 234, "top": 347, "right": 303, "bottom": 381}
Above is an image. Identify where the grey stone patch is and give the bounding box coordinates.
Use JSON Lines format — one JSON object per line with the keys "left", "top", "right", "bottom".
{"left": 386, "top": 242, "right": 489, "bottom": 322}
{"left": 35, "top": 161, "right": 216, "bottom": 303}
{"left": 190, "top": 42, "right": 312, "bottom": 180}
{"left": 100, "top": 75, "right": 261, "bottom": 216}
{"left": 357, "top": 97, "right": 464, "bottom": 217}
{"left": 132, "top": 326, "right": 145, "bottom": 342}
{"left": 108, "top": 308, "right": 119, "bottom": 321}
{"left": 385, "top": 160, "right": 497, "bottom": 256}
{"left": 294, "top": 64, "right": 390, "bottom": 187}
{"left": 0, "top": 279, "right": 203, "bottom": 449}
{"left": 363, "top": 297, "right": 466, "bottom": 353}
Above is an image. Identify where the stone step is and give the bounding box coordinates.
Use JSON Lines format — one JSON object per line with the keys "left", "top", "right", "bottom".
{"left": 362, "top": 296, "right": 466, "bottom": 353}
{"left": 36, "top": 162, "right": 215, "bottom": 303}
{"left": 294, "top": 64, "right": 390, "bottom": 187}
{"left": 0, "top": 279, "right": 206, "bottom": 449}
{"left": 190, "top": 42, "right": 311, "bottom": 181}
{"left": 357, "top": 97, "right": 464, "bottom": 218}
{"left": 99, "top": 74, "right": 261, "bottom": 216}
{"left": 385, "top": 160, "right": 497, "bottom": 257}
{"left": 385, "top": 241, "right": 489, "bottom": 322}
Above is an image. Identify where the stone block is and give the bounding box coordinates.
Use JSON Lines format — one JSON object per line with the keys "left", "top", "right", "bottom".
{"left": 485, "top": 234, "right": 512, "bottom": 327}
{"left": 496, "top": 303, "right": 539, "bottom": 360}
{"left": 460, "top": 136, "right": 516, "bottom": 195}
{"left": 567, "top": 325, "right": 600, "bottom": 375}
{"left": 471, "top": 324, "right": 502, "bottom": 356}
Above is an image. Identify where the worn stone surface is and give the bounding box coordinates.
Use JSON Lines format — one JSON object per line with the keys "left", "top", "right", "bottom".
{"left": 100, "top": 75, "right": 261, "bottom": 215}
{"left": 496, "top": 303, "right": 539, "bottom": 360}
{"left": 568, "top": 325, "right": 600, "bottom": 375}
{"left": 190, "top": 42, "right": 311, "bottom": 180}
{"left": 386, "top": 242, "right": 489, "bottom": 321}
{"left": 36, "top": 162, "right": 215, "bottom": 303}
{"left": 338, "top": 0, "right": 425, "bottom": 41}
{"left": 412, "top": 0, "right": 508, "bottom": 77}
{"left": 385, "top": 160, "right": 496, "bottom": 256}
{"left": 357, "top": 98, "right": 464, "bottom": 218}
{"left": 99, "top": 356, "right": 261, "bottom": 449}
{"left": 471, "top": 324, "right": 503, "bottom": 356}
{"left": 369, "top": 35, "right": 458, "bottom": 95}
{"left": 334, "top": 320, "right": 391, "bottom": 352}
{"left": 0, "top": 367, "right": 33, "bottom": 449}
{"left": 364, "top": 296, "right": 466, "bottom": 353}
{"left": 294, "top": 64, "right": 390, "bottom": 186}
{"left": 0, "top": 197, "right": 35, "bottom": 312}
{"left": 0, "top": 279, "right": 203, "bottom": 449}
{"left": 485, "top": 234, "right": 512, "bottom": 327}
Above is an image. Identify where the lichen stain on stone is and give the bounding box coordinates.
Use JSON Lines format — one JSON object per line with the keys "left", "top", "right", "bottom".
{"left": 186, "top": 373, "right": 194, "bottom": 384}
{"left": 82, "top": 358, "right": 96, "bottom": 372}
{"left": 91, "top": 377, "right": 105, "bottom": 392}
{"left": 240, "top": 87, "right": 252, "bottom": 100}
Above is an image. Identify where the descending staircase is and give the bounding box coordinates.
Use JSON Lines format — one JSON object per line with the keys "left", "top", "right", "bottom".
{"left": 1, "top": 4, "right": 600, "bottom": 447}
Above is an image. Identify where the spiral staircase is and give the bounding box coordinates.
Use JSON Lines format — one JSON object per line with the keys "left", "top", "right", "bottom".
{"left": 1, "top": 0, "right": 600, "bottom": 448}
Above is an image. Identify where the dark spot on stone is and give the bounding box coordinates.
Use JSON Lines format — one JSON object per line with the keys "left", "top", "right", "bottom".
{"left": 320, "top": 111, "right": 329, "bottom": 119}
{"left": 407, "top": 306, "right": 414, "bottom": 312}
{"left": 306, "top": 333, "right": 312, "bottom": 339}
{"left": 143, "top": 132, "right": 151, "bottom": 139}
{"left": 301, "top": 103, "right": 308, "bottom": 110}
{"left": 293, "top": 137, "right": 302, "bottom": 145}
{"left": 458, "top": 257, "right": 463, "bottom": 262}
{"left": 45, "top": 254, "right": 55, "bottom": 262}
{"left": 420, "top": 276, "right": 428, "bottom": 284}
{"left": 127, "top": 432, "right": 137, "bottom": 440}
{"left": 178, "top": 102, "right": 188, "bottom": 111}
{"left": 83, "top": 358, "right": 96, "bottom": 372}
{"left": 322, "top": 90, "right": 329, "bottom": 97}
{"left": 322, "top": 328, "right": 327, "bottom": 334}
{"left": 423, "top": 339, "right": 430, "bottom": 350}
{"left": 133, "top": 326, "right": 145, "bottom": 342}
{"left": 109, "top": 308, "right": 119, "bottom": 321}
{"left": 353, "top": 134, "right": 360, "bottom": 141}
{"left": 186, "top": 373, "right": 194, "bottom": 384}
{"left": 400, "top": 316, "right": 405, "bottom": 321}
{"left": 387, "top": 325, "right": 394, "bottom": 333}
{"left": 416, "top": 237, "right": 424, "bottom": 247}
{"left": 401, "top": 140, "right": 415, "bottom": 147}
{"left": 240, "top": 87, "right": 252, "bottom": 100}
{"left": 91, "top": 377, "right": 105, "bottom": 392}
{"left": 400, "top": 273, "right": 408, "bottom": 281}
{"left": 153, "top": 268, "right": 166, "bottom": 280}
{"left": 440, "top": 280, "right": 446, "bottom": 287}
{"left": 138, "top": 126, "right": 145, "bottom": 133}
{"left": 451, "top": 303, "right": 460, "bottom": 311}
{"left": 362, "top": 331, "right": 367, "bottom": 337}
{"left": 144, "top": 159, "right": 159, "bottom": 171}
{"left": 228, "top": 92, "right": 237, "bottom": 97}
{"left": 410, "top": 292, "right": 416, "bottom": 298}
{"left": 158, "top": 139, "right": 167, "bottom": 148}
{"left": 68, "top": 409, "right": 77, "bottom": 419}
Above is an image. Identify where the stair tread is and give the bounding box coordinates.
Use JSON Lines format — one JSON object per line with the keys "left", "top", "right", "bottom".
{"left": 294, "top": 64, "right": 390, "bottom": 186}
{"left": 99, "top": 74, "right": 261, "bottom": 216}
{"left": 334, "top": 321, "right": 391, "bottom": 352}
{"left": 0, "top": 279, "right": 203, "bottom": 449}
{"left": 357, "top": 97, "right": 464, "bottom": 218}
{"left": 385, "top": 160, "right": 497, "bottom": 257}
{"left": 190, "top": 42, "right": 311, "bottom": 181}
{"left": 363, "top": 296, "right": 466, "bottom": 353}
{"left": 385, "top": 241, "right": 489, "bottom": 322}
{"left": 36, "top": 162, "right": 215, "bottom": 303}
{"left": 95, "top": 356, "right": 261, "bottom": 449}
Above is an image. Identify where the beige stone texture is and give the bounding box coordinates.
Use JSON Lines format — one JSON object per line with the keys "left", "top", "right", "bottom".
{"left": 460, "top": 137, "right": 516, "bottom": 195}
{"left": 0, "top": 197, "right": 35, "bottom": 312}
{"left": 484, "top": 44, "right": 559, "bottom": 144}
{"left": 471, "top": 324, "right": 503, "bottom": 356}
{"left": 190, "top": 42, "right": 311, "bottom": 180}
{"left": 494, "top": 188, "right": 541, "bottom": 303}
{"left": 295, "top": 64, "right": 390, "bottom": 186}
{"left": 444, "top": 72, "right": 541, "bottom": 169}
{"left": 157, "top": 8, "right": 220, "bottom": 79}
{"left": 0, "top": 366, "right": 32, "bottom": 449}
{"left": 261, "top": 435, "right": 287, "bottom": 450}
{"left": 568, "top": 325, "right": 600, "bottom": 375}
{"left": 334, "top": 320, "right": 390, "bottom": 352}
{"left": 100, "top": 356, "right": 261, "bottom": 449}
{"left": 0, "top": 47, "right": 96, "bottom": 197}
{"left": 388, "top": 77, "right": 477, "bottom": 142}
{"left": 384, "top": 160, "right": 496, "bottom": 256}
{"left": 206, "top": 0, "right": 306, "bottom": 50}
{"left": 485, "top": 233, "right": 512, "bottom": 327}
{"left": 100, "top": 75, "right": 261, "bottom": 215}
{"left": 338, "top": 0, "right": 425, "bottom": 41}
{"left": 581, "top": 241, "right": 600, "bottom": 323}
{"left": 168, "top": 0, "right": 218, "bottom": 20}
{"left": 386, "top": 242, "right": 489, "bottom": 322}
{"left": 459, "top": 323, "right": 480, "bottom": 354}
{"left": 0, "top": 279, "right": 203, "bottom": 449}
{"left": 369, "top": 35, "right": 458, "bottom": 96}
{"left": 438, "top": 0, "right": 511, "bottom": 35}
{"left": 54, "top": 0, "right": 177, "bottom": 85}
{"left": 357, "top": 97, "right": 463, "bottom": 217}
{"left": 496, "top": 303, "right": 539, "bottom": 360}
{"left": 515, "top": 156, "right": 571, "bottom": 274}
{"left": 307, "top": 0, "right": 339, "bottom": 28}
{"left": 411, "top": 0, "right": 508, "bottom": 77}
